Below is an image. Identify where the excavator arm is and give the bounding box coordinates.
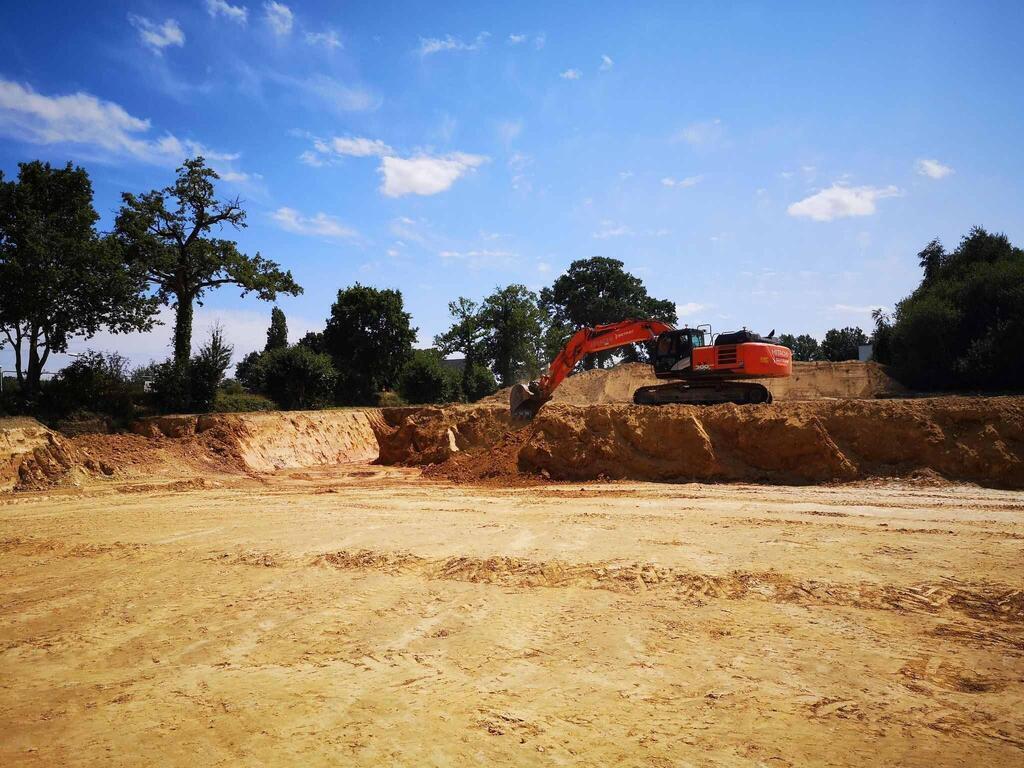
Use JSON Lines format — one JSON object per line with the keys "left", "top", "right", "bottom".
{"left": 510, "top": 319, "right": 674, "bottom": 417}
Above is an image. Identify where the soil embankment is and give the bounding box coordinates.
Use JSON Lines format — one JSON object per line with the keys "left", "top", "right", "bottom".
{"left": 0, "top": 417, "right": 112, "bottom": 492}
{"left": 387, "top": 397, "right": 1024, "bottom": 489}
{"left": 132, "top": 409, "right": 382, "bottom": 472}
{"left": 3, "top": 389, "right": 1021, "bottom": 492}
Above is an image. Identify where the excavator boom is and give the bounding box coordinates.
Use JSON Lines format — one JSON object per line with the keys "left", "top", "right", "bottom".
{"left": 510, "top": 319, "right": 673, "bottom": 417}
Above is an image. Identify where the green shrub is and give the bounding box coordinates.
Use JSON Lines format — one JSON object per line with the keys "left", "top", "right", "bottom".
{"left": 398, "top": 349, "right": 463, "bottom": 404}
{"left": 235, "top": 350, "right": 267, "bottom": 393}
{"left": 149, "top": 361, "right": 192, "bottom": 413}
{"left": 462, "top": 362, "right": 498, "bottom": 402}
{"left": 42, "top": 351, "right": 136, "bottom": 423}
{"left": 189, "top": 326, "right": 233, "bottom": 411}
{"left": 376, "top": 391, "right": 406, "bottom": 407}
{"left": 213, "top": 391, "right": 276, "bottom": 412}
{"left": 261, "top": 345, "right": 337, "bottom": 410}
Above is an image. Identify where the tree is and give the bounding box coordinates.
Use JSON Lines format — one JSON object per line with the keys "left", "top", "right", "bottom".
{"left": 398, "top": 349, "right": 463, "bottom": 404}
{"left": 0, "top": 161, "right": 156, "bottom": 395}
{"left": 463, "top": 363, "right": 497, "bottom": 401}
{"left": 322, "top": 284, "right": 417, "bottom": 405}
{"left": 297, "top": 330, "right": 325, "bottom": 354}
{"left": 870, "top": 309, "right": 894, "bottom": 364}
{"left": 479, "top": 284, "right": 545, "bottom": 386}
{"left": 434, "top": 297, "right": 487, "bottom": 395}
{"left": 887, "top": 227, "right": 1024, "bottom": 389}
{"left": 189, "top": 325, "right": 234, "bottom": 412}
{"left": 539, "top": 257, "right": 677, "bottom": 368}
{"left": 918, "top": 239, "right": 945, "bottom": 283}
{"left": 235, "top": 350, "right": 267, "bottom": 393}
{"left": 265, "top": 307, "right": 288, "bottom": 351}
{"left": 114, "top": 157, "right": 301, "bottom": 369}
{"left": 820, "top": 326, "right": 868, "bottom": 362}
{"left": 261, "top": 345, "right": 337, "bottom": 410}
{"left": 778, "top": 333, "right": 821, "bottom": 362}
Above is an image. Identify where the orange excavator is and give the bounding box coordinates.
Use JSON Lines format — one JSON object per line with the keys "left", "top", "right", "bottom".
{"left": 510, "top": 319, "right": 793, "bottom": 418}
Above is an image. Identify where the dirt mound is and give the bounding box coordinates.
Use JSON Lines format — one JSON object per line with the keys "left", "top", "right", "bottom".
{"left": 70, "top": 430, "right": 245, "bottom": 482}
{"left": 379, "top": 397, "right": 1024, "bottom": 489}
{"left": 756, "top": 360, "right": 905, "bottom": 400}
{"left": 1, "top": 418, "right": 112, "bottom": 491}
{"left": 422, "top": 423, "right": 539, "bottom": 485}
{"left": 484, "top": 360, "right": 903, "bottom": 406}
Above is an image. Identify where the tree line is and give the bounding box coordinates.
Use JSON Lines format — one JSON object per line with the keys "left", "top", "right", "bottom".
{"left": 2, "top": 155, "right": 1021, "bottom": 425}
{"left": 230, "top": 254, "right": 679, "bottom": 410}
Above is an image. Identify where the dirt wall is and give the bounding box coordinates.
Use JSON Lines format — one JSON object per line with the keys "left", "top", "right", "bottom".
{"left": 131, "top": 409, "right": 383, "bottom": 472}
{"left": 0, "top": 417, "right": 109, "bottom": 491}
{"left": 522, "top": 398, "right": 1024, "bottom": 487}
{"left": 386, "top": 398, "right": 1024, "bottom": 489}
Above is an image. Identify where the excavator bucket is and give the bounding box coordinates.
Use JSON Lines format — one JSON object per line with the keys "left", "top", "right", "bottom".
{"left": 509, "top": 383, "right": 547, "bottom": 419}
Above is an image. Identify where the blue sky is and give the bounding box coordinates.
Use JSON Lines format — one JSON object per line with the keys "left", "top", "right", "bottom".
{"left": 2, "top": 0, "right": 1023, "bottom": 372}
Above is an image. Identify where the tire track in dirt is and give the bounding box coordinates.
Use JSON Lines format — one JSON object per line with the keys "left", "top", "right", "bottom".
{"left": 4, "top": 536, "right": 1022, "bottom": 627}
{"left": 312, "top": 549, "right": 1024, "bottom": 626}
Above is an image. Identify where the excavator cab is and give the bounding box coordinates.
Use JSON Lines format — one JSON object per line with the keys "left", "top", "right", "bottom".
{"left": 651, "top": 328, "right": 707, "bottom": 375}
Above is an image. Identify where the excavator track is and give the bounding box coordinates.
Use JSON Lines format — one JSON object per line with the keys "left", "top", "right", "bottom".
{"left": 632, "top": 381, "right": 773, "bottom": 406}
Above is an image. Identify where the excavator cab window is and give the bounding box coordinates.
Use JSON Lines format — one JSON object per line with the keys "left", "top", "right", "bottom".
{"left": 656, "top": 334, "right": 674, "bottom": 357}
{"left": 652, "top": 330, "right": 695, "bottom": 373}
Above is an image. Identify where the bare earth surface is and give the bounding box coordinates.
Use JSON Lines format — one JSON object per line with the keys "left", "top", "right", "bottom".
{"left": 1, "top": 466, "right": 1022, "bottom": 767}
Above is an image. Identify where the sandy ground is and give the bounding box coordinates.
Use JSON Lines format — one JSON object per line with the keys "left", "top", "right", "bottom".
{"left": 1, "top": 467, "right": 1022, "bottom": 766}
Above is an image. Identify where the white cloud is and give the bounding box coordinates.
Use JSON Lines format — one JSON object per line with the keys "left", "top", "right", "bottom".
{"left": 508, "top": 33, "right": 527, "bottom": 45}
{"left": 306, "top": 30, "right": 341, "bottom": 49}
{"left": 831, "top": 303, "right": 888, "bottom": 314}
{"left": 380, "top": 152, "right": 487, "bottom": 197}
{"left": 560, "top": 68, "right": 582, "bottom": 80}
{"left": 128, "top": 15, "right": 185, "bottom": 53}
{"left": 206, "top": 0, "right": 247, "bottom": 24}
{"left": 675, "top": 302, "right": 707, "bottom": 317}
{"left": 593, "top": 221, "right": 632, "bottom": 239}
{"left": 787, "top": 183, "right": 902, "bottom": 222}
{"left": 264, "top": 2, "right": 293, "bottom": 35}
{"left": 599, "top": 54, "right": 614, "bottom": 71}
{"left": 497, "top": 119, "right": 522, "bottom": 143}
{"left": 537, "top": 261, "right": 552, "bottom": 273}
{"left": 534, "top": 33, "right": 546, "bottom": 49}
{"left": 302, "top": 135, "right": 487, "bottom": 197}
{"left": 271, "top": 207, "right": 357, "bottom": 239}
{"left": 0, "top": 78, "right": 245, "bottom": 175}
{"left": 508, "top": 151, "right": 532, "bottom": 192}
{"left": 673, "top": 118, "right": 723, "bottom": 147}
{"left": 916, "top": 158, "right": 954, "bottom": 179}
{"left": 439, "top": 248, "right": 515, "bottom": 270}
{"left": 329, "top": 135, "right": 392, "bottom": 156}
{"left": 417, "top": 32, "right": 489, "bottom": 56}
{"left": 661, "top": 175, "right": 702, "bottom": 188}
{"left": 280, "top": 73, "right": 380, "bottom": 113}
